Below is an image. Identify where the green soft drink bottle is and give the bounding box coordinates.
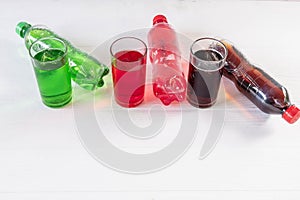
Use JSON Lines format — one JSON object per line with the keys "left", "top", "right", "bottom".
{"left": 16, "top": 22, "right": 109, "bottom": 90}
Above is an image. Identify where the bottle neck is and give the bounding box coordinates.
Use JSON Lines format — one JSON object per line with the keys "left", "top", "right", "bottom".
{"left": 16, "top": 22, "right": 32, "bottom": 38}
{"left": 153, "top": 20, "right": 168, "bottom": 26}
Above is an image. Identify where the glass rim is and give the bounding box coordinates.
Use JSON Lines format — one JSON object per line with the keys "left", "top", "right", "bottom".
{"left": 29, "top": 37, "right": 68, "bottom": 64}
{"left": 109, "top": 36, "right": 147, "bottom": 62}
{"left": 190, "top": 37, "right": 228, "bottom": 71}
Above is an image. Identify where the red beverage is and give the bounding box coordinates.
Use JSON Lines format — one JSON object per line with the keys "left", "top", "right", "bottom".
{"left": 112, "top": 50, "right": 146, "bottom": 107}
{"left": 223, "top": 41, "right": 300, "bottom": 124}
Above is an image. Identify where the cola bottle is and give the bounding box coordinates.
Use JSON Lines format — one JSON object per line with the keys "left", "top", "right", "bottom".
{"left": 222, "top": 41, "right": 300, "bottom": 124}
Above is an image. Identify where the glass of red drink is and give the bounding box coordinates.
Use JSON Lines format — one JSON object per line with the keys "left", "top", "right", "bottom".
{"left": 110, "top": 37, "right": 147, "bottom": 107}
{"left": 187, "top": 38, "right": 227, "bottom": 108}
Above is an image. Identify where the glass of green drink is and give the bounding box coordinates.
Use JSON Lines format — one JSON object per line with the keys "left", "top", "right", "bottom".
{"left": 29, "top": 37, "right": 72, "bottom": 107}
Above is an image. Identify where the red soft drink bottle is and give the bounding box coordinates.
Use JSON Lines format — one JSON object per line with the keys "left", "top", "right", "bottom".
{"left": 148, "top": 15, "right": 186, "bottom": 105}
{"left": 222, "top": 41, "right": 300, "bottom": 124}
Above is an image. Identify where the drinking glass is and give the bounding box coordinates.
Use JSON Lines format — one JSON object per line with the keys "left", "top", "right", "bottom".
{"left": 29, "top": 37, "right": 72, "bottom": 107}
{"left": 110, "top": 37, "right": 147, "bottom": 107}
{"left": 187, "top": 37, "right": 227, "bottom": 108}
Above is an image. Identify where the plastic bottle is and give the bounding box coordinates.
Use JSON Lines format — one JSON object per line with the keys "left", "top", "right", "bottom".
{"left": 148, "top": 15, "right": 186, "bottom": 105}
{"left": 222, "top": 41, "right": 300, "bottom": 124}
{"left": 16, "top": 22, "right": 109, "bottom": 90}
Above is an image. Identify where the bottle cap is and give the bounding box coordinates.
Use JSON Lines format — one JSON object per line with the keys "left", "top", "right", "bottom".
{"left": 153, "top": 15, "right": 168, "bottom": 25}
{"left": 282, "top": 105, "right": 300, "bottom": 124}
{"left": 16, "top": 22, "right": 32, "bottom": 38}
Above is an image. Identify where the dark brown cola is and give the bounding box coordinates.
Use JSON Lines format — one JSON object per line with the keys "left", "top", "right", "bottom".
{"left": 222, "top": 41, "right": 299, "bottom": 124}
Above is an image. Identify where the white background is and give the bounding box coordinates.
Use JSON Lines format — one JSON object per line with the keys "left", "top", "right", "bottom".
{"left": 1, "top": 0, "right": 300, "bottom": 199}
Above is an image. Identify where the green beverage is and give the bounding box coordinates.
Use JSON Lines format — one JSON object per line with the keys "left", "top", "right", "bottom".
{"left": 30, "top": 38, "right": 72, "bottom": 108}
{"left": 16, "top": 22, "right": 109, "bottom": 91}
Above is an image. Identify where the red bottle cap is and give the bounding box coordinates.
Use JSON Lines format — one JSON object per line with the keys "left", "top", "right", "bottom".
{"left": 153, "top": 14, "right": 168, "bottom": 25}
{"left": 282, "top": 105, "right": 300, "bottom": 124}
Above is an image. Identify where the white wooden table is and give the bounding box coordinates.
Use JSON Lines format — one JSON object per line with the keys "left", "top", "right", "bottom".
{"left": 1, "top": 0, "right": 300, "bottom": 199}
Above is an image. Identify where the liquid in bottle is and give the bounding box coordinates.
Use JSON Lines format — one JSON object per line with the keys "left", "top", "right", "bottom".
{"left": 148, "top": 15, "right": 186, "bottom": 106}
{"left": 222, "top": 41, "right": 300, "bottom": 124}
